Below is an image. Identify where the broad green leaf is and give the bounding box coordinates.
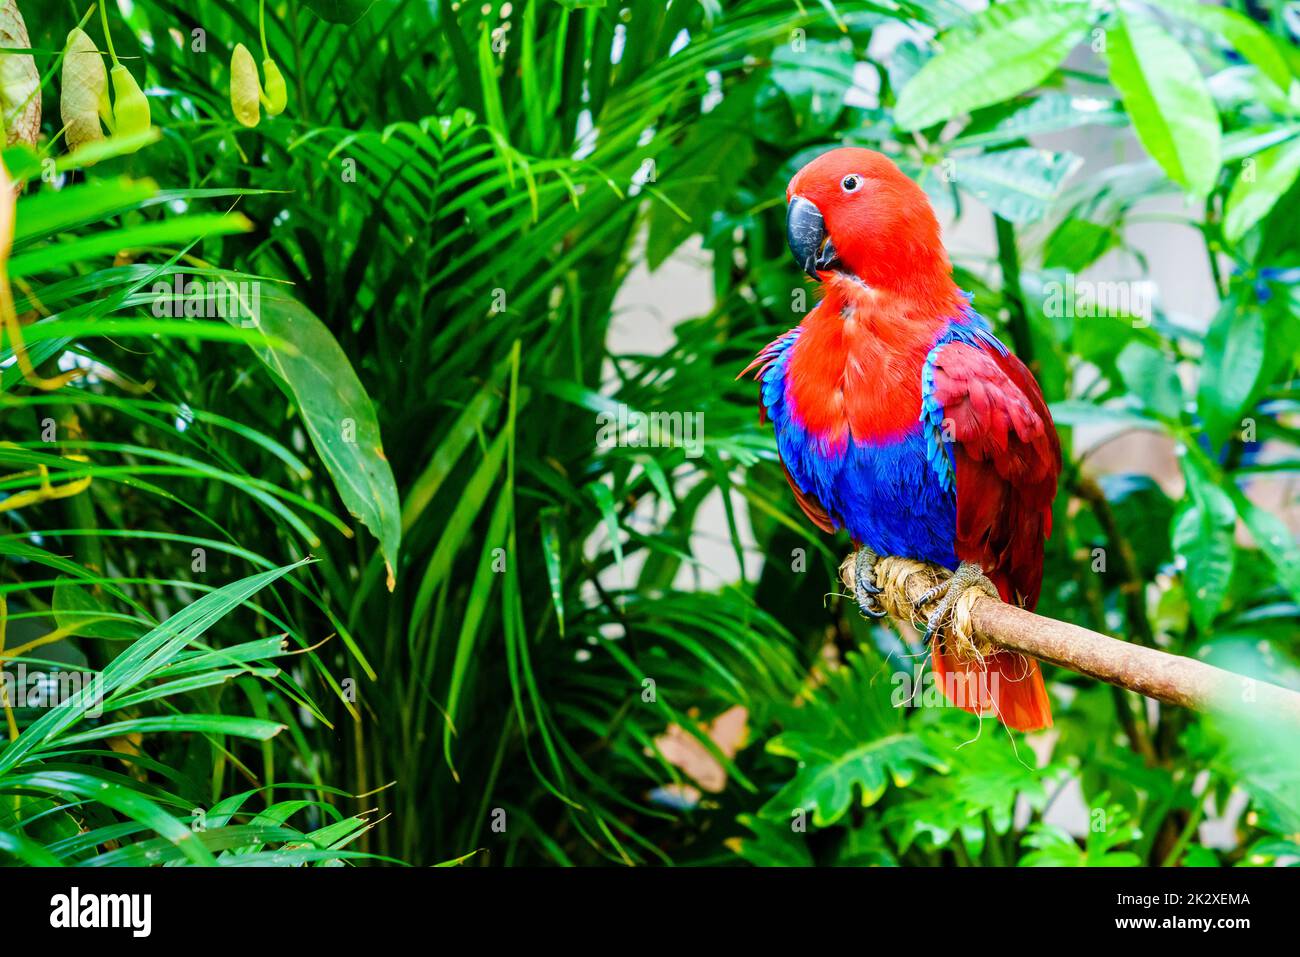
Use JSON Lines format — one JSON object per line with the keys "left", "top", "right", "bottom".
{"left": 1228, "top": 488, "right": 1300, "bottom": 604}
{"left": 955, "top": 91, "right": 1125, "bottom": 149}
{"left": 1020, "top": 797, "right": 1142, "bottom": 866}
{"left": 764, "top": 733, "right": 941, "bottom": 828}
{"left": 954, "top": 147, "right": 1082, "bottom": 224}
{"left": 886, "top": 724, "right": 1050, "bottom": 857}
{"left": 1044, "top": 218, "right": 1119, "bottom": 271}
{"left": 237, "top": 293, "right": 401, "bottom": 589}
{"left": 1116, "top": 341, "right": 1183, "bottom": 421}
{"left": 1154, "top": 0, "right": 1293, "bottom": 91}
{"left": 1104, "top": 12, "right": 1222, "bottom": 197}
{"left": 1172, "top": 459, "right": 1236, "bottom": 632}
{"left": 1223, "top": 137, "right": 1300, "bottom": 243}
{"left": 1197, "top": 296, "right": 1265, "bottom": 450}
{"left": 759, "top": 653, "right": 946, "bottom": 827}
{"left": 1204, "top": 665, "right": 1300, "bottom": 836}
{"left": 770, "top": 39, "right": 856, "bottom": 135}
{"left": 894, "top": 0, "right": 1093, "bottom": 131}
{"left": 1048, "top": 399, "right": 1163, "bottom": 432}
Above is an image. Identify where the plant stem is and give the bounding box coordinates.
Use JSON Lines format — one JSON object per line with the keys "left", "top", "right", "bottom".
{"left": 260, "top": 0, "right": 270, "bottom": 61}
{"left": 1071, "top": 475, "right": 1156, "bottom": 648}
{"left": 1161, "top": 777, "right": 1211, "bottom": 866}
{"left": 994, "top": 214, "right": 1034, "bottom": 367}
{"left": 99, "top": 0, "right": 118, "bottom": 65}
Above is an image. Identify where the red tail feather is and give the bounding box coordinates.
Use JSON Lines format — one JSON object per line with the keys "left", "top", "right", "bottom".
{"left": 930, "top": 639, "right": 1052, "bottom": 732}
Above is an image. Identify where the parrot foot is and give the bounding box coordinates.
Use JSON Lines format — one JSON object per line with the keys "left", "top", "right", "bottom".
{"left": 853, "top": 548, "right": 887, "bottom": 620}
{"left": 916, "top": 561, "right": 999, "bottom": 639}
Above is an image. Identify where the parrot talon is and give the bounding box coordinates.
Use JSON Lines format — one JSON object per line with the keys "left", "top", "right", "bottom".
{"left": 916, "top": 561, "right": 999, "bottom": 638}
{"left": 853, "top": 548, "right": 887, "bottom": 619}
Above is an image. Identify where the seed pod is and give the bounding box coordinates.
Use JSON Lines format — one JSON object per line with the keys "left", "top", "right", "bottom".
{"left": 0, "top": 0, "right": 40, "bottom": 148}
{"left": 109, "top": 62, "right": 151, "bottom": 138}
{"left": 61, "top": 28, "right": 109, "bottom": 152}
{"left": 230, "top": 43, "right": 260, "bottom": 128}
{"left": 262, "top": 58, "right": 287, "bottom": 116}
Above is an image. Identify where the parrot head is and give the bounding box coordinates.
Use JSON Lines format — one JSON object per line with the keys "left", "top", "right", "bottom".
{"left": 786, "top": 147, "right": 952, "bottom": 299}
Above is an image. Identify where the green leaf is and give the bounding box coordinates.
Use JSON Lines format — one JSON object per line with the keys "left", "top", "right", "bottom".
{"left": 645, "top": 88, "right": 756, "bottom": 270}
{"left": 300, "top": 0, "right": 377, "bottom": 24}
{"left": 759, "top": 653, "right": 946, "bottom": 827}
{"left": 1048, "top": 399, "right": 1163, "bottom": 431}
{"left": 586, "top": 480, "right": 625, "bottom": 580}
{"left": 53, "top": 714, "right": 286, "bottom": 748}
{"left": 52, "top": 577, "right": 143, "bottom": 641}
{"left": 1153, "top": 0, "right": 1293, "bottom": 91}
{"left": 954, "top": 147, "right": 1082, "bottom": 224}
{"left": 1172, "top": 459, "right": 1236, "bottom": 632}
{"left": 1116, "top": 341, "right": 1183, "bottom": 421}
{"left": 1197, "top": 297, "right": 1265, "bottom": 450}
{"left": 955, "top": 91, "right": 1126, "bottom": 149}
{"left": 766, "top": 733, "right": 941, "bottom": 828}
{"left": 1224, "top": 138, "right": 1300, "bottom": 244}
{"left": 539, "top": 506, "right": 565, "bottom": 637}
{"left": 0, "top": 560, "right": 303, "bottom": 775}
{"left": 237, "top": 293, "right": 401, "bottom": 589}
{"left": 770, "top": 39, "right": 856, "bottom": 136}
{"left": 1020, "top": 795, "right": 1142, "bottom": 866}
{"left": 1104, "top": 11, "right": 1222, "bottom": 198}
{"left": 1044, "top": 218, "right": 1119, "bottom": 271}
{"left": 0, "top": 827, "right": 64, "bottom": 866}
{"left": 729, "top": 814, "right": 814, "bottom": 867}
{"left": 894, "top": 0, "right": 1093, "bottom": 131}
{"left": 1206, "top": 703, "right": 1300, "bottom": 837}
{"left": 1227, "top": 488, "right": 1300, "bottom": 604}
{"left": 886, "top": 724, "right": 1051, "bottom": 857}
{"left": 477, "top": 16, "right": 509, "bottom": 139}
{"left": 7, "top": 213, "right": 253, "bottom": 278}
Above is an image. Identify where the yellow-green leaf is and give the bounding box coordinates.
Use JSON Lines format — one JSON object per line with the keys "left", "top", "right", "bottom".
{"left": 230, "top": 42, "right": 261, "bottom": 128}
{"left": 1104, "top": 11, "right": 1222, "bottom": 198}
{"left": 894, "top": 0, "right": 1092, "bottom": 131}
{"left": 262, "top": 58, "right": 288, "bottom": 116}
{"left": 109, "top": 63, "right": 151, "bottom": 137}
{"left": 60, "top": 28, "right": 109, "bottom": 153}
{"left": 1223, "top": 136, "right": 1300, "bottom": 243}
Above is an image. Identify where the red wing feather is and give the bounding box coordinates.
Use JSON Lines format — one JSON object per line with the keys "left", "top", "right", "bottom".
{"left": 781, "top": 461, "right": 836, "bottom": 533}
{"left": 930, "top": 341, "right": 1061, "bottom": 610}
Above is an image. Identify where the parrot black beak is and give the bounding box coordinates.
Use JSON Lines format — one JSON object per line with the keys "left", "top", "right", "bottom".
{"left": 786, "top": 195, "right": 838, "bottom": 281}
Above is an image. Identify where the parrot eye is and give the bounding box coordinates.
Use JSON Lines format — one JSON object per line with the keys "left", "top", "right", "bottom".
{"left": 840, "top": 174, "right": 863, "bottom": 193}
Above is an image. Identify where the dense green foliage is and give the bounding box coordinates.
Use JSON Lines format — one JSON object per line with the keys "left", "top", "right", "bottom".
{"left": 0, "top": 0, "right": 1297, "bottom": 867}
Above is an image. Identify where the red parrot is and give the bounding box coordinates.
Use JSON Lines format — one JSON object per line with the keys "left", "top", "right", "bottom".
{"left": 743, "top": 148, "right": 1060, "bottom": 731}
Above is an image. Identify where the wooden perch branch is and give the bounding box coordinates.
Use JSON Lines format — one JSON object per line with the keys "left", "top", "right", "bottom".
{"left": 838, "top": 551, "right": 1300, "bottom": 725}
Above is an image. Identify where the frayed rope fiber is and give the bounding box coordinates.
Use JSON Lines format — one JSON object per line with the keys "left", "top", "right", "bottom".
{"left": 837, "top": 552, "right": 995, "bottom": 662}
{"left": 835, "top": 549, "right": 1300, "bottom": 725}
